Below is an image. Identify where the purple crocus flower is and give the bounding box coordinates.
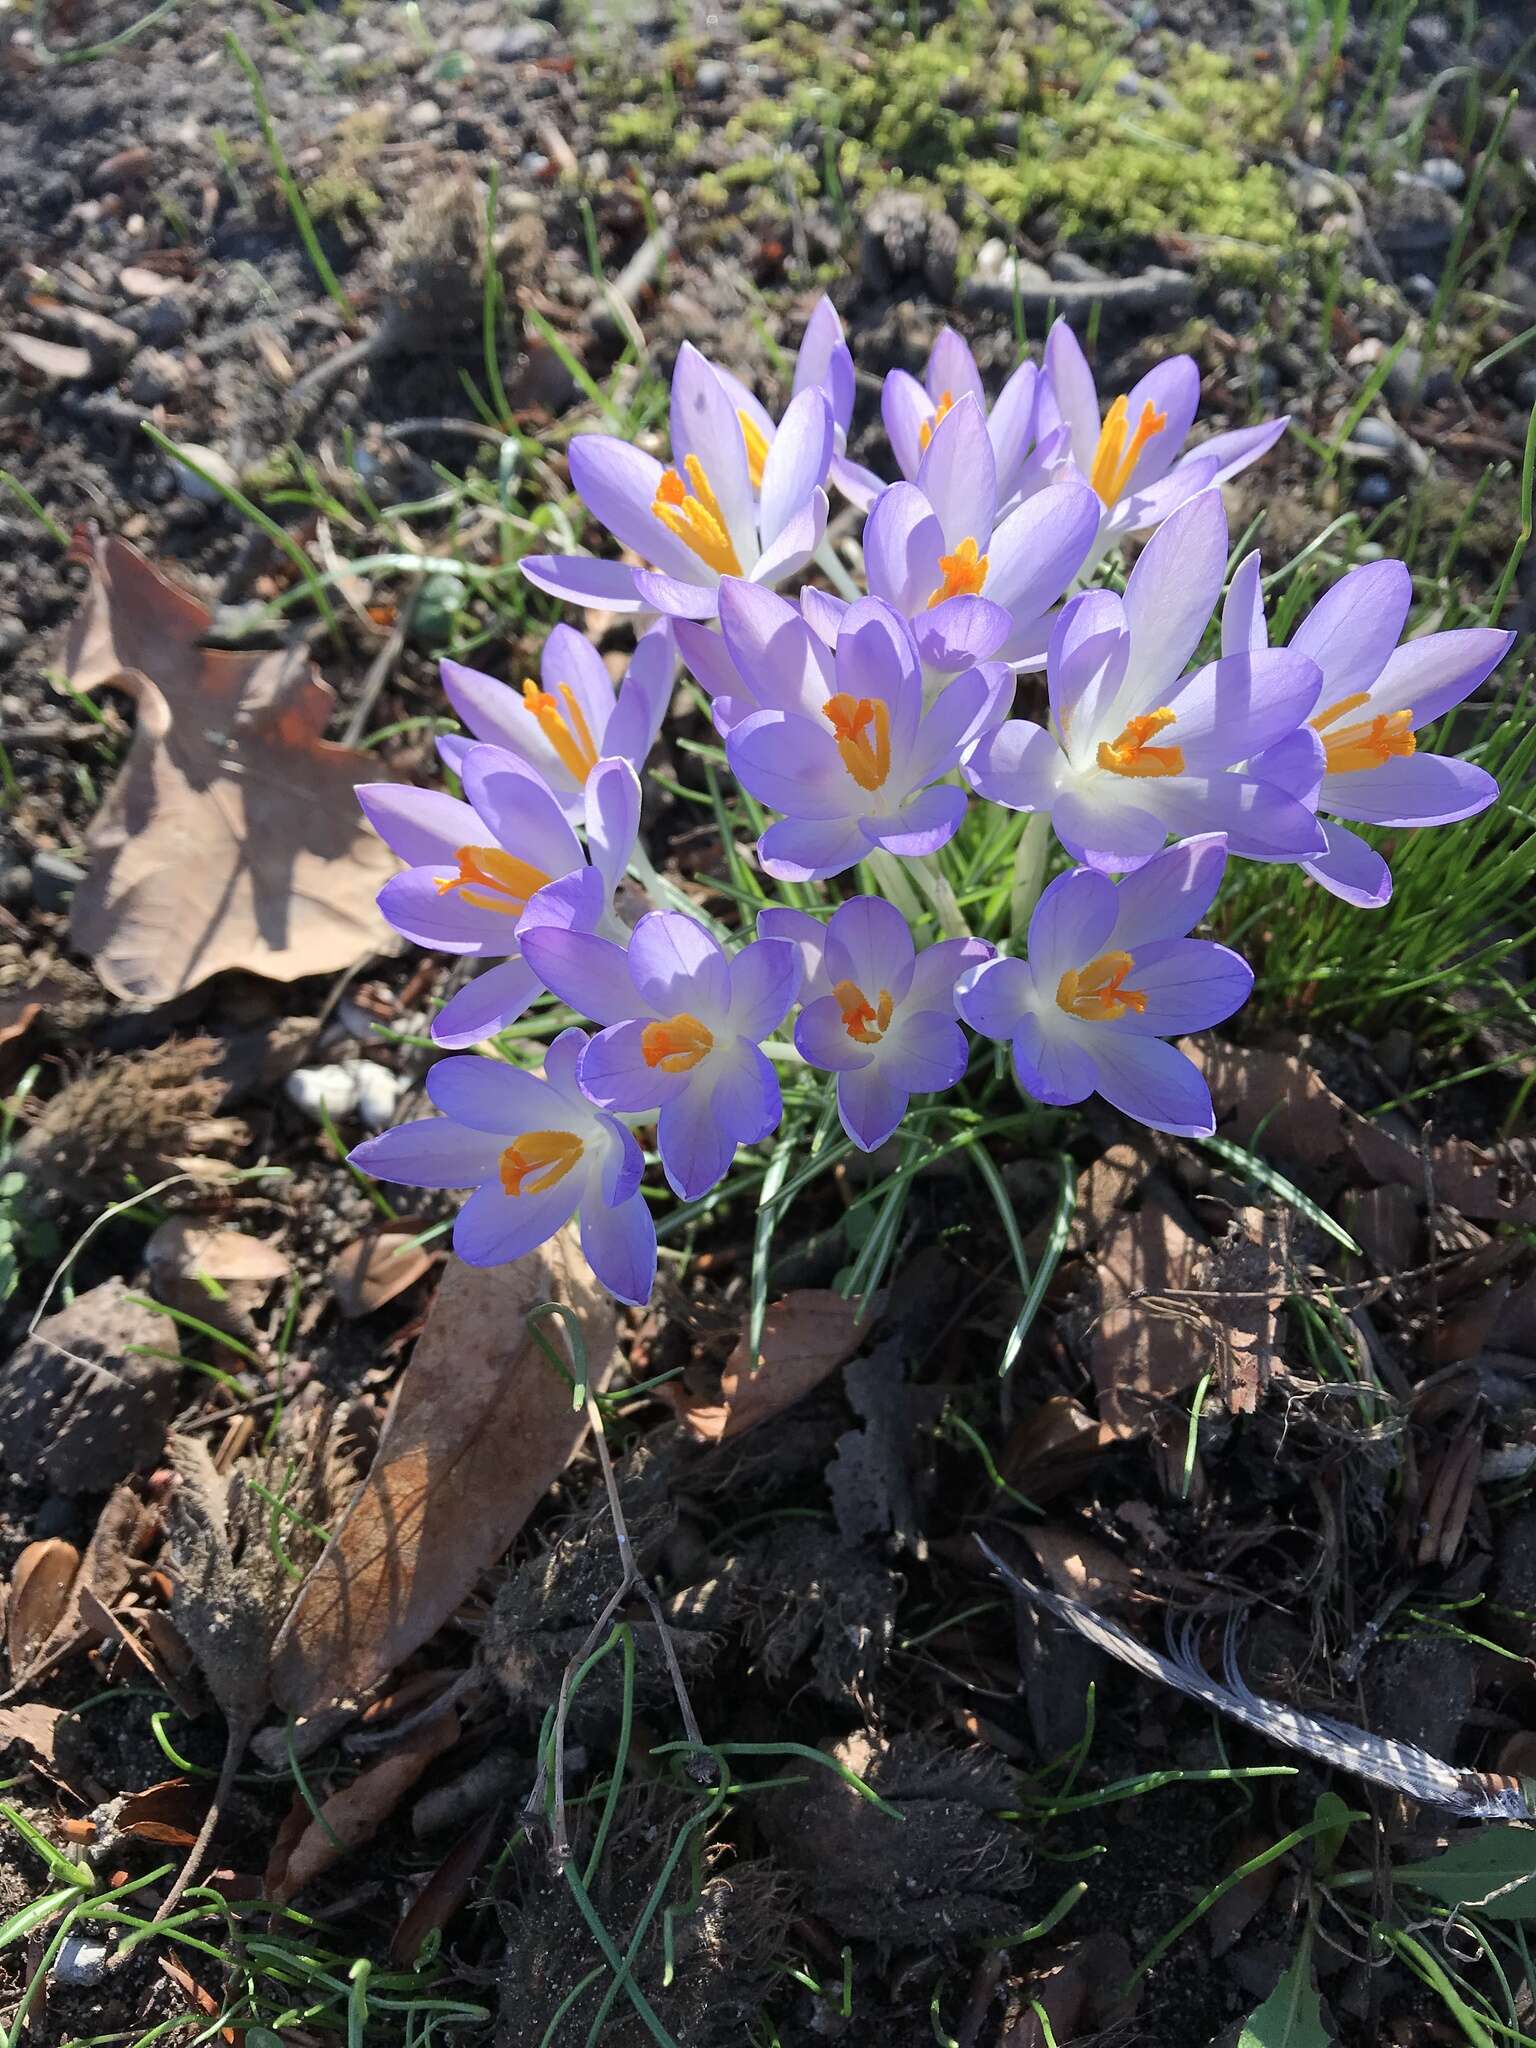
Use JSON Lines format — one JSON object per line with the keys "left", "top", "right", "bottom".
{"left": 349, "top": 1029, "right": 655, "bottom": 1303}
{"left": 963, "top": 491, "right": 1327, "bottom": 871}
{"left": 882, "top": 326, "right": 1064, "bottom": 511}
{"left": 788, "top": 896, "right": 993, "bottom": 1150}
{"left": 357, "top": 748, "right": 638, "bottom": 1049}
{"left": 521, "top": 341, "right": 833, "bottom": 620}
{"left": 1229, "top": 552, "right": 1512, "bottom": 908}
{"left": 520, "top": 911, "right": 801, "bottom": 1200}
{"left": 1042, "top": 319, "right": 1288, "bottom": 571}
{"left": 713, "top": 294, "right": 884, "bottom": 510}
{"left": 955, "top": 836, "right": 1252, "bottom": 1137}
{"left": 724, "top": 595, "right": 1012, "bottom": 881}
{"left": 437, "top": 623, "right": 674, "bottom": 821}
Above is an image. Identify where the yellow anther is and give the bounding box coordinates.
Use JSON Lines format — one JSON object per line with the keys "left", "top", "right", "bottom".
{"left": 823, "top": 694, "right": 892, "bottom": 792}
{"left": 499, "top": 1129, "right": 583, "bottom": 1198}
{"left": 834, "top": 979, "right": 895, "bottom": 1045}
{"left": 1088, "top": 394, "right": 1169, "bottom": 506}
{"left": 738, "top": 409, "right": 770, "bottom": 491}
{"left": 521, "top": 678, "right": 600, "bottom": 783}
{"left": 1310, "top": 693, "right": 1417, "bottom": 776}
{"left": 435, "top": 845, "right": 552, "bottom": 916}
{"left": 1056, "top": 950, "right": 1147, "bottom": 1023}
{"left": 1096, "top": 707, "right": 1184, "bottom": 779}
{"left": 927, "top": 534, "right": 989, "bottom": 609}
{"left": 640, "top": 1011, "right": 715, "bottom": 1073}
{"left": 917, "top": 389, "right": 956, "bottom": 454}
{"left": 651, "top": 454, "right": 744, "bottom": 576}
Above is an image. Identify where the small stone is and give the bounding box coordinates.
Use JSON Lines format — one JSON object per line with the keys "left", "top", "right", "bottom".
{"left": 0, "top": 616, "right": 25, "bottom": 664}
{"left": 348, "top": 1059, "right": 404, "bottom": 1133}
{"left": 1049, "top": 251, "right": 1107, "bottom": 284}
{"left": 695, "top": 57, "right": 730, "bottom": 100}
{"left": 1382, "top": 346, "right": 1424, "bottom": 405}
{"left": 499, "top": 19, "right": 556, "bottom": 58}
{"left": 972, "top": 236, "right": 1009, "bottom": 282}
{"left": 1418, "top": 156, "right": 1465, "bottom": 195}
{"left": 0, "top": 864, "right": 29, "bottom": 911}
{"left": 167, "top": 442, "right": 239, "bottom": 504}
{"left": 325, "top": 40, "right": 367, "bottom": 68}
{"left": 125, "top": 348, "right": 184, "bottom": 406}
{"left": 53, "top": 1936, "right": 110, "bottom": 1988}
{"left": 285, "top": 1063, "right": 361, "bottom": 1125}
{"left": 991, "top": 110, "right": 1021, "bottom": 146}
{"left": 859, "top": 188, "right": 959, "bottom": 303}
{"left": 1407, "top": 13, "right": 1454, "bottom": 60}
{"left": 1355, "top": 471, "right": 1395, "bottom": 509}
{"left": 1517, "top": 368, "right": 1536, "bottom": 409}
{"left": 1404, "top": 273, "right": 1438, "bottom": 310}
{"left": 1352, "top": 416, "right": 1401, "bottom": 455}
{"left": 30, "top": 850, "right": 85, "bottom": 915}
{"left": 520, "top": 151, "right": 551, "bottom": 179}
{"left": 407, "top": 99, "right": 444, "bottom": 131}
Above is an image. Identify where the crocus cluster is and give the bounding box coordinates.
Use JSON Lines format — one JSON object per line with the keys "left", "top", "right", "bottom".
{"left": 350, "top": 300, "right": 1514, "bottom": 1306}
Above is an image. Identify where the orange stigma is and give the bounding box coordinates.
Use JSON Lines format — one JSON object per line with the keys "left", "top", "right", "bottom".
{"left": 1310, "top": 693, "right": 1417, "bottom": 775}
{"left": 823, "top": 694, "right": 892, "bottom": 792}
{"left": 927, "top": 534, "right": 988, "bottom": 608}
{"left": 834, "top": 979, "right": 894, "bottom": 1045}
{"left": 1057, "top": 950, "right": 1147, "bottom": 1023}
{"left": 1088, "top": 395, "right": 1169, "bottom": 506}
{"left": 499, "top": 1129, "right": 583, "bottom": 1198}
{"left": 521, "top": 678, "right": 599, "bottom": 783}
{"left": 435, "top": 846, "right": 552, "bottom": 916}
{"left": 651, "top": 455, "right": 744, "bottom": 576}
{"left": 917, "top": 389, "right": 956, "bottom": 454}
{"left": 1097, "top": 707, "right": 1184, "bottom": 779}
{"left": 640, "top": 1012, "right": 715, "bottom": 1073}
{"left": 738, "top": 409, "right": 770, "bottom": 491}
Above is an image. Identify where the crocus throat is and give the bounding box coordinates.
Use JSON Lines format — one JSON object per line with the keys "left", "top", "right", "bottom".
{"left": 435, "top": 846, "right": 552, "bottom": 916}
{"left": 499, "top": 1129, "right": 583, "bottom": 1198}
{"left": 651, "top": 455, "right": 744, "bottom": 577}
{"left": 834, "top": 979, "right": 893, "bottom": 1045}
{"left": 1097, "top": 707, "right": 1184, "bottom": 778}
{"left": 738, "top": 409, "right": 769, "bottom": 491}
{"left": 1057, "top": 950, "right": 1147, "bottom": 1023}
{"left": 1089, "top": 395, "right": 1168, "bottom": 507}
{"left": 917, "top": 389, "right": 956, "bottom": 454}
{"left": 823, "top": 693, "right": 892, "bottom": 792}
{"left": 1310, "top": 692, "right": 1417, "bottom": 775}
{"left": 927, "top": 535, "right": 988, "bottom": 609}
{"left": 640, "top": 1011, "right": 715, "bottom": 1073}
{"left": 521, "top": 678, "right": 599, "bottom": 782}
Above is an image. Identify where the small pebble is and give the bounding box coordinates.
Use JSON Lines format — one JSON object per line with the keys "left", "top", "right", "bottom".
{"left": 1516, "top": 368, "right": 1536, "bottom": 409}
{"left": 1381, "top": 346, "right": 1423, "bottom": 405}
{"left": 407, "top": 99, "right": 444, "bottom": 131}
{"left": 286, "top": 1063, "right": 362, "bottom": 1125}
{"left": 1354, "top": 471, "right": 1396, "bottom": 509}
{"left": 694, "top": 57, "right": 730, "bottom": 100}
{"left": 499, "top": 20, "right": 556, "bottom": 58}
{"left": 0, "top": 863, "right": 31, "bottom": 910}
{"left": 1418, "top": 156, "right": 1465, "bottom": 195}
{"left": 350, "top": 1059, "right": 404, "bottom": 1133}
{"left": 1351, "top": 416, "right": 1401, "bottom": 456}
{"left": 325, "top": 41, "right": 367, "bottom": 68}
{"left": 53, "top": 1936, "right": 109, "bottom": 1988}
{"left": 167, "top": 442, "right": 239, "bottom": 504}
{"left": 31, "top": 849, "right": 85, "bottom": 914}
{"left": 125, "top": 348, "right": 184, "bottom": 406}
{"left": 1404, "top": 273, "right": 1438, "bottom": 310}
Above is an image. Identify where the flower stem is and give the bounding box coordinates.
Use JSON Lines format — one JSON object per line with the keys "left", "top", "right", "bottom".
{"left": 1009, "top": 812, "right": 1050, "bottom": 942}
{"left": 866, "top": 849, "right": 926, "bottom": 925}
{"left": 909, "top": 855, "right": 971, "bottom": 939}
{"left": 814, "top": 538, "right": 863, "bottom": 604}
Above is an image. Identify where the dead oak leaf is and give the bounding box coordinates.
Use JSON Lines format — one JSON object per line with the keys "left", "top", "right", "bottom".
{"left": 63, "top": 534, "right": 396, "bottom": 1003}
{"left": 658, "top": 1288, "right": 868, "bottom": 1442}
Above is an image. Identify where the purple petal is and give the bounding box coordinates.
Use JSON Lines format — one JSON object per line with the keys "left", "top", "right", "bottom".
{"left": 800, "top": 584, "right": 847, "bottom": 646}
{"left": 578, "top": 1191, "right": 656, "bottom": 1305}
{"left": 796, "top": 993, "right": 876, "bottom": 1074}
{"left": 1290, "top": 559, "right": 1412, "bottom": 702}
{"left": 916, "top": 394, "right": 996, "bottom": 551}
{"left": 454, "top": 1176, "right": 577, "bottom": 1267}
{"left": 432, "top": 958, "right": 545, "bottom": 1047}
{"left": 824, "top": 895, "right": 915, "bottom": 1007}
{"left": 1042, "top": 321, "right": 1101, "bottom": 472}
{"left": 834, "top": 596, "right": 923, "bottom": 716}
{"left": 519, "top": 928, "right": 639, "bottom": 1025}
{"left": 883, "top": 368, "right": 934, "bottom": 482}
{"left": 728, "top": 936, "right": 802, "bottom": 1040}
{"left": 349, "top": 1116, "right": 504, "bottom": 1189}
{"left": 906, "top": 935, "right": 995, "bottom": 1012}
{"left": 1113, "top": 455, "right": 1220, "bottom": 540}
{"left": 1303, "top": 819, "right": 1393, "bottom": 908}
{"left": 580, "top": 1018, "right": 690, "bottom": 1113}
{"left": 656, "top": 1076, "right": 736, "bottom": 1200}
{"left": 831, "top": 452, "right": 885, "bottom": 510}
{"left": 718, "top": 579, "right": 835, "bottom": 719}
{"left": 728, "top": 709, "right": 852, "bottom": 820}
{"left": 1106, "top": 833, "right": 1228, "bottom": 949}
{"left": 543, "top": 627, "right": 617, "bottom": 743}
{"left": 518, "top": 865, "right": 605, "bottom": 938}
{"left": 758, "top": 388, "right": 833, "bottom": 548}
{"left": 757, "top": 814, "right": 873, "bottom": 883}
{"left": 885, "top": 1006, "right": 970, "bottom": 1094}
{"left": 597, "top": 1112, "right": 645, "bottom": 1204}
{"left": 1222, "top": 549, "right": 1268, "bottom": 658}
{"left": 1122, "top": 488, "right": 1228, "bottom": 691}
{"left": 1118, "top": 355, "right": 1201, "bottom": 492}
{"left": 1085, "top": 1032, "right": 1215, "bottom": 1137}
{"left": 792, "top": 297, "right": 854, "bottom": 430}
{"left": 1010, "top": 1009, "right": 1098, "bottom": 1107}
{"left": 520, "top": 554, "right": 648, "bottom": 613}
{"left": 861, "top": 783, "right": 967, "bottom": 856}
{"left": 378, "top": 869, "right": 503, "bottom": 953}
{"left": 1247, "top": 727, "right": 1325, "bottom": 807}
{"left": 1161, "top": 648, "right": 1324, "bottom": 772}
{"left": 632, "top": 569, "right": 722, "bottom": 619}
{"left": 1029, "top": 865, "right": 1119, "bottom": 981}
{"left": 1050, "top": 786, "right": 1168, "bottom": 868}
{"left": 357, "top": 783, "right": 484, "bottom": 867}
{"left": 584, "top": 756, "right": 641, "bottom": 896}
{"left": 914, "top": 596, "right": 1012, "bottom": 672}
{"left": 1184, "top": 414, "right": 1289, "bottom": 486}
{"left": 837, "top": 1063, "right": 911, "bottom": 1153}
{"left": 439, "top": 659, "right": 536, "bottom": 761}
{"left": 1320, "top": 751, "right": 1498, "bottom": 828}
{"left": 669, "top": 342, "right": 756, "bottom": 571}
{"left": 629, "top": 908, "right": 730, "bottom": 1018}
{"left": 1369, "top": 626, "right": 1516, "bottom": 727}
{"left": 541, "top": 1026, "right": 589, "bottom": 1104}
{"left": 567, "top": 434, "right": 706, "bottom": 585}
{"left": 955, "top": 954, "right": 1034, "bottom": 1042}
{"left": 983, "top": 482, "right": 1101, "bottom": 625}
{"left": 863, "top": 482, "right": 945, "bottom": 616}
{"left": 675, "top": 616, "right": 748, "bottom": 716}
{"left": 460, "top": 746, "right": 584, "bottom": 878}
{"left": 1047, "top": 588, "right": 1131, "bottom": 743}
{"left": 988, "top": 359, "right": 1041, "bottom": 500}
{"left": 906, "top": 664, "right": 1009, "bottom": 786}
{"left": 1139, "top": 773, "right": 1326, "bottom": 861}
{"left": 758, "top": 905, "right": 832, "bottom": 1000}
{"left": 604, "top": 623, "right": 676, "bottom": 767}
{"left": 716, "top": 1039, "right": 782, "bottom": 1146}
{"left": 426, "top": 1054, "right": 561, "bottom": 1133}
{"left": 749, "top": 488, "right": 829, "bottom": 589}
{"left": 1109, "top": 936, "right": 1252, "bottom": 1034}
{"left": 926, "top": 327, "right": 985, "bottom": 409}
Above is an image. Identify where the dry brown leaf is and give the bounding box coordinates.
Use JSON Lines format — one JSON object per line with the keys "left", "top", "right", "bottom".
{"left": 1194, "top": 1043, "right": 1418, "bottom": 1185}
{"left": 1002, "top": 1934, "right": 1136, "bottom": 2045}
{"left": 270, "top": 1232, "right": 618, "bottom": 1717}
{"left": 659, "top": 1289, "right": 867, "bottom": 1442}
{"left": 2, "top": 332, "right": 93, "bottom": 380}
{"left": 0, "top": 1703, "right": 65, "bottom": 1765}
{"left": 6, "top": 1540, "right": 81, "bottom": 1677}
{"left": 274, "top": 1707, "right": 460, "bottom": 1901}
{"left": 146, "top": 1218, "right": 290, "bottom": 1350}
{"left": 117, "top": 1778, "right": 205, "bottom": 1847}
{"left": 1023, "top": 1525, "right": 1136, "bottom": 1605}
{"left": 63, "top": 534, "right": 397, "bottom": 1002}
{"left": 390, "top": 1802, "right": 500, "bottom": 1965}
{"left": 1091, "top": 1204, "right": 1211, "bottom": 1438}
{"left": 1000, "top": 1396, "right": 1115, "bottom": 1505}
{"left": 1208, "top": 1830, "right": 1282, "bottom": 1956}
{"left": 327, "top": 1226, "right": 433, "bottom": 1320}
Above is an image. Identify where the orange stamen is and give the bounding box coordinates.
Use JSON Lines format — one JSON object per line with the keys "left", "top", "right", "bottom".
{"left": 1096, "top": 706, "right": 1184, "bottom": 779}
{"left": 651, "top": 454, "right": 743, "bottom": 576}
{"left": 434, "top": 845, "right": 552, "bottom": 916}
{"left": 1057, "top": 950, "right": 1147, "bottom": 1023}
{"left": 499, "top": 1129, "right": 583, "bottom": 1198}
{"left": 1088, "top": 394, "right": 1169, "bottom": 506}
{"left": 521, "top": 678, "right": 600, "bottom": 783}
{"left": 738, "top": 409, "right": 770, "bottom": 491}
{"left": 823, "top": 694, "right": 892, "bottom": 792}
{"left": 927, "top": 534, "right": 988, "bottom": 609}
{"left": 834, "top": 979, "right": 894, "bottom": 1046}
{"left": 1310, "top": 692, "right": 1417, "bottom": 776}
{"left": 917, "top": 389, "right": 956, "bottom": 454}
{"left": 640, "top": 1011, "right": 715, "bottom": 1073}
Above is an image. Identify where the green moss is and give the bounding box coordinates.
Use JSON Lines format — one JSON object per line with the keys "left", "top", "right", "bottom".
{"left": 603, "top": 105, "right": 685, "bottom": 151}
{"left": 301, "top": 170, "right": 381, "bottom": 227}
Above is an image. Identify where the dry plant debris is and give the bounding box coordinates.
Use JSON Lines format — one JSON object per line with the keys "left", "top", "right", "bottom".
{"left": 656, "top": 1286, "right": 867, "bottom": 1440}
{"left": 0, "top": 1280, "right": 180, "bottom": 1494}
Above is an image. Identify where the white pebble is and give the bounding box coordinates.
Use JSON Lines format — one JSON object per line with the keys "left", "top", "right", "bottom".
{"left": 285, "top": 1063, "right": 361, "bottom": 1125}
